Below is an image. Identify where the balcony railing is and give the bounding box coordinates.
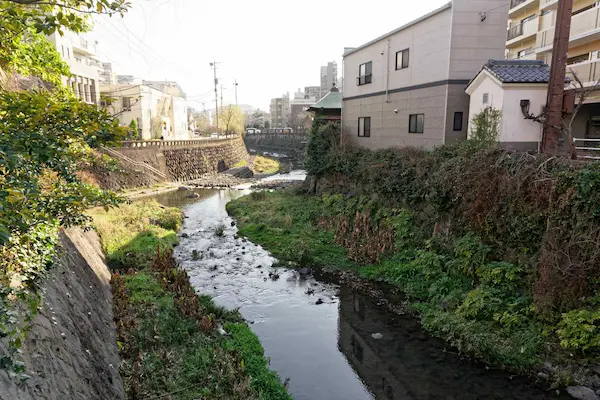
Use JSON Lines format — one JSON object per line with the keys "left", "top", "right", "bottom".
{"left": 566, "top": 59, "right": 600, "bottom": 85}
{"left": 537, "top": 5, "right": 600, "bottom": 49}
{"left": 511, "top": 0, "right": 528, "bottom": 8}
{"left": 507, "top": 24, "right": 524, "bottom": 40}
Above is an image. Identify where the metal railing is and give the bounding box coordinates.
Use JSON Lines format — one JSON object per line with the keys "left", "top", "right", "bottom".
{"left": 507, "top": 23, "right": 524, "bottom": 40}
{"left": 574, "top": 138, "right": 600, "bottom": 160}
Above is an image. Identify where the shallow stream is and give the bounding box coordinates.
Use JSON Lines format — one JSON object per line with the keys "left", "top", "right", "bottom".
{"left": 150, "top": 176, "right": 568, "bottom": 400}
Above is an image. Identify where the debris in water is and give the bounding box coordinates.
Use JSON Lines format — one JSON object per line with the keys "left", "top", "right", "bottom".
{"left": 315, "top": 298, "right": 324, "bottom": 305}
{"left": 371, "top": 333, "right": 383, "bottom": 340}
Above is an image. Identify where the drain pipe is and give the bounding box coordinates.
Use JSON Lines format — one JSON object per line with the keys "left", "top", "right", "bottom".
{"left": 386, "top": 38, "right": 391, "bottom": 103}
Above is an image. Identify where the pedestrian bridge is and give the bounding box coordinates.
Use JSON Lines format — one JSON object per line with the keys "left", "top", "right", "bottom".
{"left": 243, "top": 133, "right": 308, "bottom": 160}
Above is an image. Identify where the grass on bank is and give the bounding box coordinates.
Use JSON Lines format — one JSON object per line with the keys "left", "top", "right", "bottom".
{"left": 90, "top": 200, "right": 291, "bottom": 400}
{"left": 227, "top": 190, "right": 599, "bottom": 379}
{"left": 253, "top": 156, "right": 280, "bottom": 174}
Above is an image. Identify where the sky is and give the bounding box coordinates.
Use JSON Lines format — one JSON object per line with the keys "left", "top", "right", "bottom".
{"left": 91, "top": 0, "right": 449, "bottom": 111}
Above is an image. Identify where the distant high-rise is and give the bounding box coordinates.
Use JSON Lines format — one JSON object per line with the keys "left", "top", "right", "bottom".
{"left": 320, "top": 62, "right": 338, "bottom": 98}
{"left": 305, "top": 86, "right": 321, "bottom": 102}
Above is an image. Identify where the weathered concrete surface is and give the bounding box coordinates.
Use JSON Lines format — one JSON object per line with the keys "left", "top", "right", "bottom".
{"left": 0, "top": 228, "right": 124, "bottom": 400}
{"left": 111, "top": 137, "right": 248, "bottom": 182}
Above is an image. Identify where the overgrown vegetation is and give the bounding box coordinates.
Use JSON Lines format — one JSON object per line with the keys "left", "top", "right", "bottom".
{"left": 94, "top": 201, "right": 291, "bottom": 399}
{"left": 253, "top": 155, "right": 280, "bottom": 174}
{"left": 0, "top": 0, "right": 131, "bottom": 374}
{"left": 229, "top": 122, "right": 600, "bottom": 381}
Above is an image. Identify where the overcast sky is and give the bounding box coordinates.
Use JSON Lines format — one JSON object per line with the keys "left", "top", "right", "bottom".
{"left": 91, "top": 0, "right": 449, "bottom": 111}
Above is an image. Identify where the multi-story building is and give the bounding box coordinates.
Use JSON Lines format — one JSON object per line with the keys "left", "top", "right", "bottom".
{"left": 290, "top": 89, "right": 316, "bottom": 132}
{"left": 320, "top": 62, "right": 338, "bottom": 98}
{"left": 48, "top": 31, "right": 102, "bottom": 104}
{"left": 505, "top": 0, "right": 600, "bottom": 138}
{"left": 100, "top": 83, "right": 189, "bottom": 140}
{"left": 342, "top": 0, "right": 508, "bottom": 149}
{"left": 117, "top": 75, "right": 139, "bottom": 85}
{"left": 269, "top": 93, "right": 290, "bottom": 128}
{"left": 305, "top": 86, "right": 322, "bottom": 102}
{"left": 99, "top": 62, "right": 117, "bottom": 85}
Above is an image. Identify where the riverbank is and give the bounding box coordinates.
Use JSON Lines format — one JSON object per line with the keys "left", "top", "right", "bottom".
{"left": 226, "top": 190, "right": 600, "bottom": 395}
{"left": 88, "top": 200, "right": 291, "bottom": 399}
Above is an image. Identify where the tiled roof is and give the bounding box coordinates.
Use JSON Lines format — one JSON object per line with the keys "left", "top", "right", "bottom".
{"left": 483, "top": 59, "right": 550, "bottom": 83}
{"left": 309, "top": 86, "right": 342, "bottom": 110}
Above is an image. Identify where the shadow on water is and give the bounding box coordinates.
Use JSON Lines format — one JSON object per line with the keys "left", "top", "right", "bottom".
{"left": 150, "top": 186, "right": 569, "bottom": 400}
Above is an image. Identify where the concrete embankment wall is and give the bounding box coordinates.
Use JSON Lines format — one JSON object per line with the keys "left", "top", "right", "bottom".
{"left": 244, "top": 134, "right": 307, "bottom": 159}
{"left": 112, "top": 137, "right": 248, "bottom": 182}
{"left": 0, "top": 228, "right": 124, "bottom": 400}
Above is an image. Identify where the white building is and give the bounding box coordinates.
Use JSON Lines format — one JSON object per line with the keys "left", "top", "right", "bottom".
{"left": 48, "top": 31, "right": 102, "bottom": 104}
{"left": 321, "top": 62, "right": 338, "bottom": 98}
{"left": 99, "top": 62, "right": 117, "bottom": 85}
{"left": 100, "top": 83, "right": 189, "bottom": 141}
{"left": 342, "top": 0, "right": 508, "bottom": 149}
{"left": 465, "top": 60, "right": 549, "bottom": 151}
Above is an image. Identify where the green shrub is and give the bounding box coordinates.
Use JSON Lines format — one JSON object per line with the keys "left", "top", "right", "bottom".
{"left": 557, "top": 308, "right": 600, "bottom": 352}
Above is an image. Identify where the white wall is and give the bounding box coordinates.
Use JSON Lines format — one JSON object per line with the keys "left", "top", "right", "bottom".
{"left": 100, "top": 84, "right": 189, "bottom": 140}
{"left": 467, "top": 76, "right": 505, "bottom": 137}
{"left": 467, "top": 75, "right": 546, "bottom": 148}
{"left": 500, "top": 86, "right": 546, "bottom": 145}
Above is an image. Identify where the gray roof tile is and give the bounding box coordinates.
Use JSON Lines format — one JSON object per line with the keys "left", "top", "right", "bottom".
{"left": 483, "top": 59, "right": 550, "bottom": 83}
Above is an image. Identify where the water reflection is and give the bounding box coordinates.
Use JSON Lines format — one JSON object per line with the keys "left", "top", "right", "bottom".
{"left": 338, "top": 287, "right": 568, "bottom": 400}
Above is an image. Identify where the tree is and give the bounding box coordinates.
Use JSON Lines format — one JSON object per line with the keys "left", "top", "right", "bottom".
{"left": 128, "top": 119, "right": 139, "bottom": 140}
{"left": 470, "top": 107, "right": 502, "bottom": 144}
{"left": 218, "top": 105, "right": 245, "bottom": 135}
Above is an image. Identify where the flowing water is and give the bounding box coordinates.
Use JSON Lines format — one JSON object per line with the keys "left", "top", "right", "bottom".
{"left": 150, "top": 176, "right": 568, "bottom": 400}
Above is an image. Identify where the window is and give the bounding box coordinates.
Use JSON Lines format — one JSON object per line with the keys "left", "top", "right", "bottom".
{"left": 122, "top": 97, "right": 132, "bottom": 110}
{"left": 409, "top": 114, "right": 424, "bottom": 134}
{"left": 483, "top": 93, "right": 489, "bottom": 104}
{"left": 573, "top": 3, "right": 596, "bottom": 16}
{"left": 357, "top": 62, "right": 372, "bottom": 85}
{"left": 61, "top": 45, "right": 65, "bottom": 58}
{"left": 66, "top": 48, "right": 70, "bottom": 59}
{"left": 453, "top": 112, "right": 463, "bottom": 131}
{"left": 396, "top": 48, "right": 409, "bottom": 70}
{"left": 358, "top": 117, "right": 371, "bottom": 137}
{"left": 521, "top": 14, "right": 536, "bottom": 23}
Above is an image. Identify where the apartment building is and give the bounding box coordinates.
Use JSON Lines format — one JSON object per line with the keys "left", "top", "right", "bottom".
{"left": 506, "top": 0, "right": 600, "bottom": 139}
{"left": 270, "top": 93, "right": 291, "bottom": 128}
{"left": 48, "top": 31, "right": 102, "bottom": 104}
{"left": 99, "top": 62, "right": 117, "bottom": 85}
{"left": 100, "top": 83, "right": 189, "bottom": 140}
{"left": 342, "top": 0, "right": 508, "bottom": 149}
{"left": 321, "top": 62, "right": 338, "bottom": 98}
{"left": 305, "top": 86, "right": 322, "bottom": 102}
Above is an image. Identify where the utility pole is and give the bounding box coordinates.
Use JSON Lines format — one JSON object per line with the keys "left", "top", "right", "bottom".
{"left": 220, "top": 84, "right": 224, "bottom": 111}
{"left": 542, "top": 0, "right": 573, "bottom": 154}
{"left": 210, "top": 60, "right": 219, "bottom": 131}
{"left": 234, "top": 80, "right": 238, "bottom": 106}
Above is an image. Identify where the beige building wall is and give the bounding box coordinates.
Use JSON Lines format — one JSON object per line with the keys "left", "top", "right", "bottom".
{"left": 342, "top": 0, "right": 508, "bottom": 149}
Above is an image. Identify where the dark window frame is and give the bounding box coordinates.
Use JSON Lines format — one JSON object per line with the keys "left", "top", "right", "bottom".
{"left": 453, "top": 112, "right": 463, "bottom": 131}
{"left": 357, "top": 62, "right": 372, "bottom": 86}
{"left": 409, "top": 113, "right": 424, "bottom": 134}
{"left": 358, "top": 117, "right": 371, "bottom": 137}
{"left": 396, "top": 48, "right": 410, "bottom": 70}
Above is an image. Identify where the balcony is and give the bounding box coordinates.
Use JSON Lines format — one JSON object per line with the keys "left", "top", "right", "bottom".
{"left": 507, "top": 49, "right": 537, "bottom": 60}
{"left": 72, "top": 36, "right": 96, "bottom": 56}
{"left": 536, "top": 5, "right": 600, "bottom": 53}
{"left": 509, "top": 0, "right": 539, "bottom": 17}
{"left": 540, "top": 0, "right": 558, "bottom": 11}
{"left": 566, "top": 59, "right": 600, "bottom": 87}
{"left": 506, "top": 17, "right": 539, "bottom": 46}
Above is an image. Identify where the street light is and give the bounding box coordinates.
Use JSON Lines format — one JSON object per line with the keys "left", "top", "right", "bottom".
{"left": 234, "top": 80, "right": 239, "bottom": 106}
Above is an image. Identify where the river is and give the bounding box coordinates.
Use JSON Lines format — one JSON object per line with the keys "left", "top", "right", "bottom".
{"left": 150, "top": 176, "right": 567, "bottom": 400}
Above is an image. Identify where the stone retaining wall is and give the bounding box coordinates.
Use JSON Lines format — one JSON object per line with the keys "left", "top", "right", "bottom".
{"left": 109, "top": 137, "right": 248, "bottom": 182}
{"left": 163, "top": 137, "right": 248, "bottom": 181}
